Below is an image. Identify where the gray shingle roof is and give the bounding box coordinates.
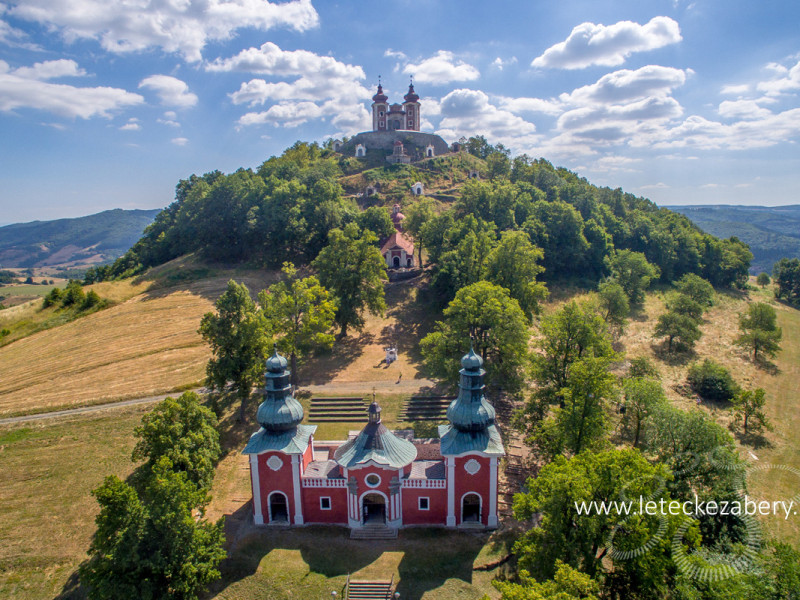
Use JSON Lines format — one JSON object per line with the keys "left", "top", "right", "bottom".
{"left": 438, "top": 423, "right": 505, "bottom": 456}
{"left": 241, "top": 424, "right": 317, "bottom": 455}
{"left": 334, "top": 421, "right": 418, "bottom": 469}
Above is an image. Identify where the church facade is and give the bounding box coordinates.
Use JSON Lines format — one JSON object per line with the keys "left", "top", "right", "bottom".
{"left": 242, "top": 347, "right": 504, "bottom": 530}
{"left": 371, "top": 81, "right": 420, "bottom": 132}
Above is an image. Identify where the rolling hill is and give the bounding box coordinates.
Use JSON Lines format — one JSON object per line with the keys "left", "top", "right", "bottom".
{"left": 0, "top": 208, "right": 160, "bottom": 268}
{"left": 671, "top": 204, "right": 800, "bottom": 275}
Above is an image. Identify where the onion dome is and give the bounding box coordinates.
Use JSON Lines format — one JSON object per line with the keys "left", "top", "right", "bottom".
{"left": 256, "top": 346, "right": 304, "bottom": 431}
{"left": 445, "top": 346, "right": 496, "bottom": 432}
{"left": 391, "top": 203, "right": 405, "bottom": 226}
{"left": 404, "top": 82, "right": 419, "bottom": 103}
{"left": 372, "top": 83, "right": 388, "bottom": 103}
{"left": 334, "top": 400, "right": 418, "bottom": 469}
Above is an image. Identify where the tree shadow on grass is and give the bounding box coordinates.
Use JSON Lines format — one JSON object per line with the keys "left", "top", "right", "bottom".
{"left": 208, "top": 526, "right": 488, "bottom": 600}
{"left": 732, "top": 429, "right": 773, "bottom": 450}
{"left": 753, "top": 355, "right": 781, "bottom": 375}
{"left": 301, "top": 332, "right": 374, "bottom": 385}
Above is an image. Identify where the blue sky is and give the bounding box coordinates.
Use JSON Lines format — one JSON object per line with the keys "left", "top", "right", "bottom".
{"left": 1, "top": 0, "right": 800, "bottom": 224}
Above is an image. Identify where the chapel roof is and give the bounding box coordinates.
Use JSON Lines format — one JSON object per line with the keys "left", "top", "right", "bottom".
{"left": 333, "top": 401, "right": 418, "bottom": 469}
{"left": 380, "top": 231, "right": 415, "bottom": 256}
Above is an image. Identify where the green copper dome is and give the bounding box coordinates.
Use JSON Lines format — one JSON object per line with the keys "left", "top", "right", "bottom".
{"left": 445, "top": 346, "right": 496, "bottom": 432}
{"left": 334, "top": 401, "right": 418, "bottom": 469}
{"left": 256, "top": 347, "right": 304, "bottom": 431}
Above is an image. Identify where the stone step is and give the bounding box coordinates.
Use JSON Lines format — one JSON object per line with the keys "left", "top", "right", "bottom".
{"left": 310, "top": 402, "right": 366, "bottom": 409}
{"left": 350, "top": 527, "right": 398, "bottom": 540}
{"left": 347, "top": 580, "right": 393, "bottom": 600}
{"left": 309, "top": 417, "right": 368, "bottom": 422}
{"left": 397, "top": 415, "right": 446, "bottom": 421}
{"left": 309, "top": 406, "right": 367, "bottom": 413}
{"left": 311, "top": 396, "right": 364, "bottom": 402}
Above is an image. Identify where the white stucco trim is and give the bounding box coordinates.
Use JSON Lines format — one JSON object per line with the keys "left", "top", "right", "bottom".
{"left": 446, "top": 456, "right": 455, "bottom": 527}
{"left": 488, "top": 457, "right": 498, "bottom": 528}
{"left": 250, "top": 454, "right": 264, "bottom": 525}
{"left": 291, "top": 455, "right": 304, "bottom": 525}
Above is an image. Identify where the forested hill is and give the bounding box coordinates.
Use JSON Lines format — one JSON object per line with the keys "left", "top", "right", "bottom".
{"left": 89, "top": 140, "right": 752, "bottom": 291}
{"left": 671, "top": 204, "right": 800, "bottom": 275}
{"left": 0, "top": 208, "right": 160, "bottom": 268}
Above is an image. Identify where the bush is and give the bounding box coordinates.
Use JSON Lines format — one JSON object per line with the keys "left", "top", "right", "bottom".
{"left": 80, "top": 290, "right": 103, "bottom": 311}
{"left": 42, "top": 287, "right": 64, "bottom": 308}
{"left": 756, "top": 272, "right": 770, "bottom": 287}
{"left": 61, "top": 280, "right": 85, "bottom": 307}
{"left": 687, "top": 359, "right": 739, "bottom": 401}
{"left": 0, "top": 328, "right": 10, "bottom": 338}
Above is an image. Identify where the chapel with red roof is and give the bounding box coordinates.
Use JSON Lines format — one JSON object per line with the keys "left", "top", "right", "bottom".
{"left": 243, "top": 346, "right": 504, "bottom": 532}
{"left": 380, "top": 204, "right": 415, "bottom": 269}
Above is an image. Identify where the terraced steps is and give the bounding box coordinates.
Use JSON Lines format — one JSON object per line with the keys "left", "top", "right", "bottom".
{"left": 308, "top": 396, "right": 368, "bottom": 423}
{"left": 350, "top": 525, "right": 398, "bottom": 540}
{"left": 397, "top": 395, "right": 454, "bottom": 422}
{"left": 347, "top": 580, "right": 393, "bottom": 599}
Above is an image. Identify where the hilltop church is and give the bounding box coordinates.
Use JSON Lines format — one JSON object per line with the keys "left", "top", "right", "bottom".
{"left": 242, "top": 347, "right": 504, "bottom": 532}
{"left": 335, "top": 80, "right": 450, "bottom": 163}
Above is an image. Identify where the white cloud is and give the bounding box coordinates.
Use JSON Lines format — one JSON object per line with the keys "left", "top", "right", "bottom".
{"left": 718, "top": 99, "right": 772, "bottom": 120}
{"left": 639, "top": 182, "right": 670, "bottom": 190}
{"left": 9, "top": 0, "right": 319, "bottom": 62}
{"left": 436, "top": 88, "right": 538, "bottom": 149}
{"left": 497, "top": 96, "right": 562, "bottom": 116}
{"left": 383, "top": 49, "right": 408, "bottom": 61}
{"left": 0, "top": 10, "right": 39, "bottom": 49}
{"left": 402, "top": 50, "right": 479, "bottom": 84}
{"left": 756, "top": 58, "right": 800, "bottom": 96}
{"left": 532, "top": 16, "right": 681, "bottom": 69}
{"left": 561, "top": 65, "right": 687, "bottom": 104}
{"left": 491, "top": 57, "right": 517, "bottom": 71}
{"left": 0, "top": 59, "right": 143, "bottom": 118}
{"left": 589, "top": 155, "right": 642, "bottom": 172}
{"left": 216, "top": 42, "right": 371, "bottom": 133}
{"left": 119, "top": 118, "right": 140, "bottom": 131}
{"left": 721, "top": 83, "right": 750, "bottom": 95}
{"left": 139, "top": 75, "right": 197, "bottom": 107}
{"left": 171, "top": 137, "right": 188, "bottom": 146}
{"left": 237, "top": 101, "right": 323, "bottom": 128}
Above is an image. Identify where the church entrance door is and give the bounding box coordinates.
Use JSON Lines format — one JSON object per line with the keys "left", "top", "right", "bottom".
{"left": 462, "top": 493, "right": 481, "bottom": 523}
{"left": 393, "top": 256, "right": 400, "bottom": 268}
{"left": 269, "top": 492, "right": 289, "bottom": 523}
{"left": 362, "top": 493, "right": 386, "bottom": 525}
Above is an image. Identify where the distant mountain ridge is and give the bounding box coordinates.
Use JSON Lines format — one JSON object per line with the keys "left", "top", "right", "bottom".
{"left": 670, "top": 204, "right": 800, "bottom": 275}
{"left": 0, "top": 208, "right": 161, "bottom": 268}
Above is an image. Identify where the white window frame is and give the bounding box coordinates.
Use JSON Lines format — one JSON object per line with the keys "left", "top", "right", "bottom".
{"left": 418, "top": 496, "right": 430, "bottom": 510}
{"left": 320, "top": 496, "right": 332, "bottom": 510}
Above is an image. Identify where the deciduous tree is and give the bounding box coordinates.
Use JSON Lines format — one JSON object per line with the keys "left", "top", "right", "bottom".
{"left": 199, "top": 280, "right": 269, "bottom": 420}
{"left": 654, "top": 310, "right": 701, "bottom": 353}
{"left": 485, "top": 230, "right": 548, "bottom": 320}
{"left": 732, "top": 387, "right": 772, "bottom": 435}
{"left": 605, "top": 250, "right": 660, "bottom": 304}
{"left": 312, "top": 223, "right": 387, "bottom": 337}
{"left": 735, "top": 302, "right": 782, "bottom": 362}
{"left": 258, "top": 262, "right": 336, "bottom": 387}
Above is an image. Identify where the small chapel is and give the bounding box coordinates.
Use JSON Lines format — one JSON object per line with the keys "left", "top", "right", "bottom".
{"left": 242, "top": 346, "right": 504, "bottom": 531}
{"left": 380, "top": 204, "right": 415, "bottom": 269}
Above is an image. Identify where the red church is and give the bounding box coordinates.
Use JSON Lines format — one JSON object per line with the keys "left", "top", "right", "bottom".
{"left": 243, "top": 347, "right": 504, "bottom": 531}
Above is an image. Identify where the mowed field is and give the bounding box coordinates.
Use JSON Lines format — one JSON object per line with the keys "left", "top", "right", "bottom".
{"left": 0, "top": 262, "right": 280, "bottom": 418}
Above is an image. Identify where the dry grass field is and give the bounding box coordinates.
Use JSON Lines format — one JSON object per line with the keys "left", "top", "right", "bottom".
{"left": 0, "top": 259, "right": 280, "bottom": 418}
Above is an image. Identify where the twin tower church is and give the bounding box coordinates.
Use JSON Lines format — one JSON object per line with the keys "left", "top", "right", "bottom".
{"left": 243, "top": 347, "right": 505, "bottom": 532}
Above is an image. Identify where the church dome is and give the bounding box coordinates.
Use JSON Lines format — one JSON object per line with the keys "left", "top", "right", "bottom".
{"left": 266, "top": 346, "right": 288, "bottom": 372}
{"left": 334, "top": 400, "right": 417, "bottom": 469}
{"left": 461, "top": 347, "right": 483, "bottom": 370}
{"left": 372, "top": 83, "right": 388, "bottom": 103}
{"left": 404, "top": 83, "right": 419, "bottom": 103}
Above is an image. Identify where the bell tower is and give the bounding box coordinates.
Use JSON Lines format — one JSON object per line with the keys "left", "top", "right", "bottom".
{"left": 371, "top": 77, "right": 388, "bottom": 131}
{"left": 402, "top": 78, "right": 420, "bottom": 131}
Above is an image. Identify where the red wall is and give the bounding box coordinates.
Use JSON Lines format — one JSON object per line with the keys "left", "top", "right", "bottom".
{"left": 401, "top": 488, "right": 447, "bottom": 525}
{"left": 302, "top": 487, "right": 348, "bottom": 524}
{"left": 257, "top": 452, "right": 296, "bottom": 523}
{"left": 453, "top": 455, "right": 492, "bottom": 525}
{"left": 302, "top": 439, "right": 314, "bottom": 471}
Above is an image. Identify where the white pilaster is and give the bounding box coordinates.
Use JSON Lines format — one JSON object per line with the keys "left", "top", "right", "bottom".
{"left": 291, "top": 455, "right": 304, "bottom": 525}
{"left": 250, "top": 454, "right": 264, "bottom": 525}
{"left": 488, "top": 457, "right": 498, "bottom": 528}
{"left": 446, "top": 457, "right": 456, "bottom": 527}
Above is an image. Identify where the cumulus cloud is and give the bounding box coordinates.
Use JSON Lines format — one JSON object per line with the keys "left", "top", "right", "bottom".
{"left": 8, "top": 0, "right": 319, "bottom": 62}
{"left": 497, "top": 96, "right": 562, "bottom": 115}
{"left": 436, "top": 88, "right": 537, "bottom": 148}
{"left": 491, "top": 57, "right": 517, "bottom": 71}
{"left": 590, "top": 155, "right": 642, "bottom": 172}
{"left": 561, "top": 65, "right": 688, "bottom": 104}
{"left": 721, "top": 83, "right": 750, "bottom": 96}
{"left": 0, "top": 59, "right": 143, "bottom": 118}
{"left": 756, "top": 58, "right": 800, "bottom": 96}
{"left": 718, "top": 99, "right": 772, "bottom": 120}
{"left": 119, "top": 118, "right": 140, "bottom": 131}
{"left": 401, "top": 50, "right": 479, "bottom": 84}
{"left": 171, "top": 137, "right": 188, "bottom": 146}
{"left": 214, "top": 42, "right": 371, "bottom": 133}
{"left": 139, "top": 75, "right": 198, "bottom": 107}
{"left": 532, "top": 16, "right": 681, "bottom": 69}
{"left": 0, "top": 9, "right": 39, "bottom": 49}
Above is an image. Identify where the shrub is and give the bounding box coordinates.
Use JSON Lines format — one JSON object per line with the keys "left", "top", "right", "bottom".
{"left": 42, "top": 287, "right": 64, "bottom": 308}
{"left": 687, "top": 359, "right": 739, "bottom": 401}
{"left": 61, "top": 280, "right": 85, "bottom": 307}
{"left": 0, "top": 328, "right": 10, "bottom": 338}
{"left": 756, "top": 272, "right": 770, "bottom": 288}
{"left": 80, "top": 290, "right": 103, "bottom": 311}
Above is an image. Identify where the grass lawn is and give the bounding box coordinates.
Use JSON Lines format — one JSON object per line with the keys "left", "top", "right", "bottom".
{"left": 0, "top": 405, "right": 148, "bottom": 600}
{"left": 209, "top": 527, "right": 510, "bottom": 600}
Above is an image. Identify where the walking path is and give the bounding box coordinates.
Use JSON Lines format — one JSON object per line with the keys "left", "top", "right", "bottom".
{"left": 0, "top": 378, "right": 439, "bottom": 426}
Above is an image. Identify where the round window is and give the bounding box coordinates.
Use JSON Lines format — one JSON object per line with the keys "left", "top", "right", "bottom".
{"left": 365, "top": 474, "right": 381, "bottom": 487}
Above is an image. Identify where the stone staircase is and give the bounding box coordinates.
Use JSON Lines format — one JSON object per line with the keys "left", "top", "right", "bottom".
{"left": 349, "top": 524, "right": 398, "bottom": 540}
{"left": 347, "top": 579, "right": 393, "bottom": 600}
{"left": 308, "top": 397, "right": 368, "bottom": 423}
{"left": 397, "top": 395, "right": 455, "bottom": 421}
